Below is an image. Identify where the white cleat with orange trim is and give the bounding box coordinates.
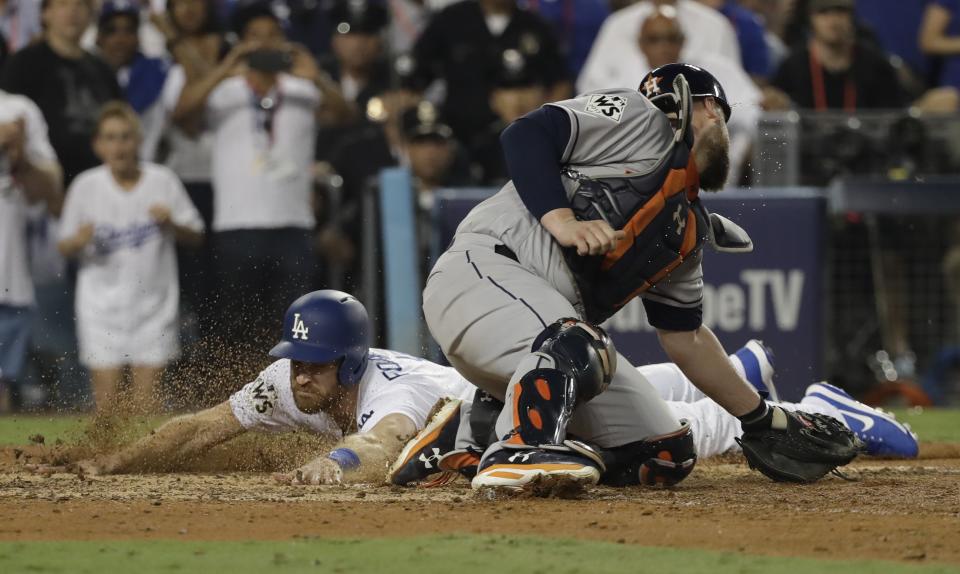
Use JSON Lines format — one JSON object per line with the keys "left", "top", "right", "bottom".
{"left": 471, "top": 444, "right": 603, "bottom": 495}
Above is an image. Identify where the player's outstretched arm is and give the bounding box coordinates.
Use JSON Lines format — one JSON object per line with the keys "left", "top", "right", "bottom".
{"left": 657, "top": 325, "right": 763, "bottom": 417}
{"left": 29, "top": 402, "right": 246, "bottom": 476}
{"left": 276, "top": 413, "right": 417, "bottom": 486}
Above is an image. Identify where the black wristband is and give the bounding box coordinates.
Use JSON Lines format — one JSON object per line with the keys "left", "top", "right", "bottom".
{"left": 738, "top": 398, "right": 772, "bottom": 432}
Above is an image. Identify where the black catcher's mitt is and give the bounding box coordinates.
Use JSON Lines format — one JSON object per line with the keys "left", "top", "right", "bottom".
{"left": 736, "top": 409, "right": 862, "bottom": 483}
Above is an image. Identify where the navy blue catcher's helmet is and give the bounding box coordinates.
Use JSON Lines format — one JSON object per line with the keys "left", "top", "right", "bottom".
{"left": 639, "top": 62, "right": 731, "bottom": 122}
{"left": 269, "top": 290, "right": 371, "bottom": 385}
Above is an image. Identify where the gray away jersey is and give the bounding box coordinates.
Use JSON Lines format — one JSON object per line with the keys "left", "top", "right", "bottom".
{"left": 453, "top": 88, "right": 705, "bottom": 313}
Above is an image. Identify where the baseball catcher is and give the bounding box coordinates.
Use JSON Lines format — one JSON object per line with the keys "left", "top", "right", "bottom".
{"left": 419, "top": 62, "right": 871, "bottom": 493}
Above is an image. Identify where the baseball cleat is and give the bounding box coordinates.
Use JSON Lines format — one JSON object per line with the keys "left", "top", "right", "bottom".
{"left": 471, "top": 447, "right": 601, "bottom": 494}
{"left": 803, "top": 382, "right": 919, "bottom": 458}
{"left": 388, "top": 399, "right": 462, "bottom": 485}
{"left": 733, "top": 339, "right": 778, "bottom": 401}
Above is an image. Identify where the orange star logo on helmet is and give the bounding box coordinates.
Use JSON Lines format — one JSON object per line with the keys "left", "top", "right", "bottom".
{"left": 642, "top": 75, "right": 663, "bottom": 96}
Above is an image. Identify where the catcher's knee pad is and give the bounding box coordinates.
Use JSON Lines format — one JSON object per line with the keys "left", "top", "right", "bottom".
{"left": 599, "top": 421, "right": 697, "bottom": 487}
{"left": 531, "top": 318, "right": 617, "bottom": 403}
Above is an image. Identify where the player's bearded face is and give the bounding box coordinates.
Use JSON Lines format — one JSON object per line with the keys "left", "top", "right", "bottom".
{"left": 291, "top": 360, "right": 341, "bottom": 413}
{"left": 693, "top": 107, "right": 730, "bottom": 192}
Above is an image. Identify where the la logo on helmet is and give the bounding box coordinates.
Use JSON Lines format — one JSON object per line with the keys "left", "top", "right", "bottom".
{"left": 291, "top": 313, "right": 310, "bottom": 340}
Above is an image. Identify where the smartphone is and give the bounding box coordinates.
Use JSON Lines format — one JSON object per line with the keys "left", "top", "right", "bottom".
{"left": 247, "top": 49, "right": 294, "bottom": 73}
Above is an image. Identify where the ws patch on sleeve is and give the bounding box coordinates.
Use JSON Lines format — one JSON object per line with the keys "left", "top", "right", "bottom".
{"left": 250, "top": 379, "right": 278, "bottom": 415}
{"left": 584, "top": 94, "right": 627, "bottom": 123}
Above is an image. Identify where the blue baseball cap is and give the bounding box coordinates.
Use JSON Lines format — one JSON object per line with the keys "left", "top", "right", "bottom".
{"left": 99, "top": 0, "right": 140, "bottom": 28}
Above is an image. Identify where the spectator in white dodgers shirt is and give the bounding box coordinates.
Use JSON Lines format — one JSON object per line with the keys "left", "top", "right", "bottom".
{"left": 0, "top": 90, "right": 63, "bottom": 412}
{"left": 169, "top": 1, "right": 354, "bottom": 351}
{"left": 57, "top": 102, "right": 203, "bottom": 415}
{"left": 577, "top": 0, "right": 741, "bottom": 94}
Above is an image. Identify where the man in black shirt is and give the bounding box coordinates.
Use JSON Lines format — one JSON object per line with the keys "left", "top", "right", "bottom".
{"left": 400, "top": 102, "right": 473, "bottom": 206}
{"left": 0, "top": 0, "right": 120, "bottom": 184}
{"left": 408, "top": 0, "right": 569, "bottom": 153}
{"left": 772, "top": 0, "right": 919, "bottom": 391}
{"left": 315, "top": 0, "right": 393, "bottom": 162}
{"left": 771, "top": 0, "right": 905, "bottom": 111}
{"left": 471, "top": 47, "right": 552, "bottom": 185}
{"left": 323, "top": 0, "right": 392, "bottom": 116}
{"left": 320, "top": 100, "right": 472, "bottom": 292}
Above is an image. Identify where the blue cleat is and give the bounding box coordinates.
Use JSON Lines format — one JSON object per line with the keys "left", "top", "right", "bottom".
{"left": 733, "top": 340, "right": 778, "bottom": 401}
{"left": 804, "top": 382, "right": 919, "bottom": 458}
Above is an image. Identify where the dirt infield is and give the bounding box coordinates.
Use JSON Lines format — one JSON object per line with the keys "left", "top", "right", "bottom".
{"left": 2, "top": 444, "right": 959, "bottom": 566}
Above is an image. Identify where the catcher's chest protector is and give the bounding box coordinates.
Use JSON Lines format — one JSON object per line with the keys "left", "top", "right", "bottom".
{"left": 563, "top": 134, "right": 709, "bottom": 324}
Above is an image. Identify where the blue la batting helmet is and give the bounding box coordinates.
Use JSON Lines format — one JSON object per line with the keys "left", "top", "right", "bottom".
{"left": 639, "top": 62, "right": 731, "bottom": 122}
{"left": 269, "top": 290, "right": 371, "bottom": 386}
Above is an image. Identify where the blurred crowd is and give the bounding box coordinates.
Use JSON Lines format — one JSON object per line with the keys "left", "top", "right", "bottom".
{"left": 1, "top": 0, "right": 958, "bottom": 413}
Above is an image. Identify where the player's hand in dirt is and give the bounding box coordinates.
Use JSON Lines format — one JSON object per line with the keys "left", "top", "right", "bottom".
{"left": 541, "top": 208, "right": 625, "bottom": 256}
{"left": 273, "top": 457, "right": 343, "bottom": 485}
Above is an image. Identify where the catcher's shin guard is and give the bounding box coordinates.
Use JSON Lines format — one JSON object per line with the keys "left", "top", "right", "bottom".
{"left": 503, "top": 367, "right": 577, "bottom": 447}
{"left": 599, "top": 421, "right": 698, "bottom": 487}
{"left": 503, "top": 318, "right": 617, "bottom": 448}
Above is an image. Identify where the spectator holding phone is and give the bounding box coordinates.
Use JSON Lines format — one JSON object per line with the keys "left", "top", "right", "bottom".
{"left": 169, "top": 1, "right": 353, "bottom": 355}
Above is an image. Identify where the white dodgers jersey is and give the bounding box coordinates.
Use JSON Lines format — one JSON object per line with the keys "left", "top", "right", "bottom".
{"left": 229, "top": 349, "right": 475, "bottom": 436}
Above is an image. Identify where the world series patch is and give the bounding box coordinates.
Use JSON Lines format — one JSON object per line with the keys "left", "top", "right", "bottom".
{"left": 584, "top": 94, "right": 627, "bottom": 123}
{"left": 249, "top": 378, "right": 278, "bottom": 415}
